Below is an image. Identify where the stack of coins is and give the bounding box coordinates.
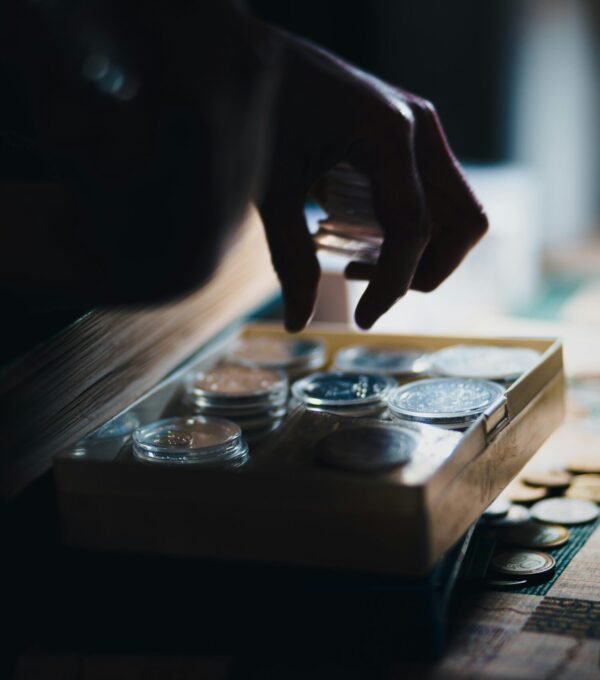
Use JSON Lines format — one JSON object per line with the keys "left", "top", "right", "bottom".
{"left": 132, "top": 416, "right": 249, "bottom": 466}
{"left": 229, "top": 336, "right": 326, "bottom": 379}
{"left": 387, "top": 377, "right": 505, "bottom": 430}
{"left": 184, "top": 364, "right": 288, "bottom": 441}
{"left": 428, "top": 344, "right": 541, "bottom": 383}
{"left": 333, "top": 345, "right": 430, "bottom": 378}
{"left": 311, "top": 163, "right": 382, "bottom": 263}
{"left": 292, "top": 371, "right": 396, "bottom": 417}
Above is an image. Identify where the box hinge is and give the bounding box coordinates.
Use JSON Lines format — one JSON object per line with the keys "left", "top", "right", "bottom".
{"left": 483, "top": 396, "right": 510, "bottom": 442}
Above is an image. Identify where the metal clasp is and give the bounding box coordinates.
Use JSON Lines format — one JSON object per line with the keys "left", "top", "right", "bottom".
{"left": 483, "top": 396, "right": 510, "bottom": 442}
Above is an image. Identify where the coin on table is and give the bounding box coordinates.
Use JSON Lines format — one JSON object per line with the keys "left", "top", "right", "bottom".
{"left": 428, "top": 344, "right": 540, "bottom": 382}
{"left": 488, "top": 504, "right": 531, "bottom": 527}
{"left": 571, "top": 473, "right": 600, "bottom": 488}
{"left": 501, "top": 481, "right": 548, "bottom": 504}
{"left": 491, "top": 550, "right": 555, "bottom": 577}
{"left": 565, "top": 485, "right": 600, "bottom": 503}
{"left": 530, "top": 497, "right": 599, "bottom": 525}
{"left": 482, "top": 498, "right": 511, "bottom": 519}
{"left": 521, "top": 469, "right": 572, "bottom": 489}
{"left": 316, "top": 423, "right": 417, "bottom": 473}
{"left": 566, "top": 454, "right": 600, "bottom": 475}
{"left": 485, "top": 578, "right": 528, "bottom": 589}
{"left": 501, "top": 522, "right": 570, "bottom": 549}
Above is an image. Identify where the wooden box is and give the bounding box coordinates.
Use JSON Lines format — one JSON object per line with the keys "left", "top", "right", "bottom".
{"left": 54, "top": 323, "right": 565, "bottom": 576}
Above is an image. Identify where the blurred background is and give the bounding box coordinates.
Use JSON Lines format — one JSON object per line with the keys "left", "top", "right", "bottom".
{"left": 251, "top": 0, "right": 600, "bottom": 355}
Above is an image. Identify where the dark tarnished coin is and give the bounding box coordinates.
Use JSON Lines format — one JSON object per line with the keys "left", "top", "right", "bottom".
{"left": 292, "top": 372, "right": 396, "bottom": 407}
{"left": 491, "top": 550, "right": 555, "bottom": 577}
{"left": 483, "top": 498, "right": 511, "bottom": 519}
{"left": 333, "top": 345, "right": 429, "bottom": 377}
{"left": 316, "top": 424, "right": 417, "bottom": 473}
{"left": 485, "top": 578, "right": 528, "bottom": 589}
{"left": 530, "top": 498, "right": 599, "bottom": 525}
{"left": 488, "top": 504, "right": 531, "bottom": 527}
{"left": 387, "top": 377, "right": 504, "bottom": 427}
{"left": 501, "top": 522, "right": 570, "bottom": 549}
{"left": 429, "top": 344, "right": 540, "bottom": 382}
{"left": 522, "top": 469, "right": 572, "bottom": 489}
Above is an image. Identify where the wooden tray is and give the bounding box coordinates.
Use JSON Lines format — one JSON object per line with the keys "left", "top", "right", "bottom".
{"left": 54, "top": 323, "right": 565, "bottom": 576}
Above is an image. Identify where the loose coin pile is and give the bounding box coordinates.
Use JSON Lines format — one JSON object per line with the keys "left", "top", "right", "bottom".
{"left": 132, "top": 416, "right": 249, "bottom": 466}
{"left": 316, "top": 422, "right": 417, "bottom": 473}
{"left": 229, "top": 336, "right": 326, "bottom": 378}
{"left": 428, "top": 344, "right": 540, "bottom": 383}
{"left": 387, "top": 377, "right": 505, "bottom": 430}
{"left": 333, "top": 345, "right": 430, "bottom": 378}
{"left": 184, "top": 364, "right": 288, "bottom": 441}
{"left": 311, "top": 163, "right": 382, "bottom": 263}
{"left": 292, "top": 371, "right": 396, "bottom": 417}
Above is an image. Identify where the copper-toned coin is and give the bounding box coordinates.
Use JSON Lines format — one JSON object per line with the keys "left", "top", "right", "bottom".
{"left": 522, "top": 469, "right": 572, "bottom": 489}
{"left": 189, "top": 364, "right": 286, "bottom": 399}
{"left": 565, "top": 486, "right": 600, "bottom": 504}
{"left": 501, "top": 481, "right": 548, "bottom": 504}
{"left": 491, "top": 550, "right": 555, "bottom": 577}
{"left": 566, "top": 454, "right": 600, "bottom": 475}
{"left": 501, "top": 522, "right": 570, "bottom": 549}
{"left": 530, "top": 498, "right": 599, "bottom": 525}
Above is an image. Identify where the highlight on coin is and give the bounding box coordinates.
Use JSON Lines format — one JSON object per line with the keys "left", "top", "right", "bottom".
{"left": 428, "top": 344, "right": 540, "bottom": 382}
{"left": 333, "top": 345, "right": 430, "bottom": 377}
{"left": 228, "top": 335, "right": 326, "bottom": 377}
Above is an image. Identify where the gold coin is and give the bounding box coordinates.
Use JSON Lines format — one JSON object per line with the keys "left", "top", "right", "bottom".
{"left": 566, "top": 455, "right": 600, "bottom": 475}
{"left": 492, "top": 550, "right": 555, "bottom": 577}
{"left": 501, "top": 481, "right": 547, "bottom": 504}
{"left": 565, "top": 486, "right": 600, "bottom": 504}
{"left": 522, "top": 469, "right": 572, "bottom": 489}
{"left": 501, "top": 522, "right": 570, "bottom": 549}
{"left": 571, "top": 474, "right": 600, "bottom": 488}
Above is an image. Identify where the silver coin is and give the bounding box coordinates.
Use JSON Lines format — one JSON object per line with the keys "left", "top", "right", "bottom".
{"left": 491, "top": 550, "right": 555, "bottom": 577}
{"left": 488, "top": 504, "right": 531, "bottom": 527}
{"left": 132, "top": 416, "right": 247, "bottom": 466}
{"left": 292, "top": 372, "right": 396, "bottom": 407}
{"left": 229, "top": 336, "right": 326, "bottom": 371}
{"left": 429, "top": 345, "right": 540, "bottom": 381}
{"left": 482, "top": 498, "right": 511, "bottom": 519}
{"left": 187, "top": 365, "right": 287, "bottom": 401}
{"left": 333, "top": 345, "right": 429, "bottom": 377}
{"left": 387, "top": 378, "right": 504, "bottom": 425}
{"left": 530, "top": 498, "right": 599, "bottom": 525}
{"left": 316, "top": 424, "right": 417, "bottom": 472}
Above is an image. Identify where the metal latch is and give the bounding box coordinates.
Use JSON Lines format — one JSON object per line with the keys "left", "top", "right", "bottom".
{"left": 483, "top": 396, "right": 510, "bottom": 442}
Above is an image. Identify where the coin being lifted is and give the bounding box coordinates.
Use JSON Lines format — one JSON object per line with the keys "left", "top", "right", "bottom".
{"left": 491, "top": 550, "right": 555, "bottom": 577}
{"left": 429, "top": 344, "right": 540, "bottom": 382}
{"left": 530, "top": 498, "right": 599, "bottom": 525}
{"left": 501, "top": 522, "right": 570, "bottom": 549}
{"left": 316, "top": 424, "right": 417, "bottom": 473}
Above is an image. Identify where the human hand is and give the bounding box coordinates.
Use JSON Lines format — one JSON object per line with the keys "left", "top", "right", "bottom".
{"left": 258, "top": 29, "right": 488, "bottom": 331}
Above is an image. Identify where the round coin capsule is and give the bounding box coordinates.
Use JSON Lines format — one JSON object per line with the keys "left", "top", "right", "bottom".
{"left": 429, "top": 345, "right": 540, "bottom": 382}
{"left": 132, "top": 416, "right": 248, "bottom": 466}
{"left": 186, "top": 364, "right": 287, "bottom": 401}
{"left": 316, "top": 424, "right": 417, "bottom": 473}
{"left": 292, "top": 372, "right": 396, "bottom": 407}
{"left": 333, "top": 346, "right": 429, "bottom": 377}
{"left": 501, "top": 522, "right": 570, "bottom": 549}
{"left": 491, "top": 550, "right": 555, "bottom": 577}
{"left": 530, "top": 498, "right": 599, "bottom": 525}
{"left": 387, "top": 377, "right": 504, "bottom": 427}
{"left": 229, "top": 336, "right": 326, "bottom": 372}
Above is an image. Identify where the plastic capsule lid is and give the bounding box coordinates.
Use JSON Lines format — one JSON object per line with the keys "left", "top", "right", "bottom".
{"left": 292, "top": 372, "right": 396, "bottom": 407}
